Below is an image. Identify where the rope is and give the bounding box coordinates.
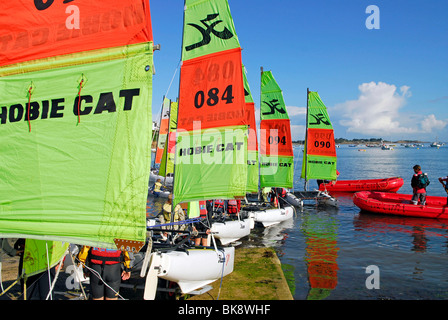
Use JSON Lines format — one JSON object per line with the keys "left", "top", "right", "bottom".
{"left": 26, "top": 84, "right": 33, "bottom": 132}
{"left": 76, "top": 78, "right": 84, "bottom": 124}
{"left": 45, "top": 242, "right": 52, "bottom": 300}
{"left": 45, "top": 246, "right": 69, "bottom": 300}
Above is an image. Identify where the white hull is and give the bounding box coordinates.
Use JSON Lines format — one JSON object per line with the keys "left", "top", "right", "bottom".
{"left": 248, "top": 206, "right": 294, "bottom": 227}
{"left": 157, "top": 247, "right": 234, "bottom": 294}
{"left": 210, "top": 217, "right": 253, "bottom": 245}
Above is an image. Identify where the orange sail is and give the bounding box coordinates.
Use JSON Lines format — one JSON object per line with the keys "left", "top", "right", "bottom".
{"left": 0, "top": 0, "right": 153, "bottom": 66}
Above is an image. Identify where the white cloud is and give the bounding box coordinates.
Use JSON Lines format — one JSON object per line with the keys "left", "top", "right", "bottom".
{"left": 421, "top": 114, "right": 447, "bottom": 132}
{"left": 333, "top": 82, "right": 418, "bottom": 136}
{"left": 286, "top": 106, "right": 306, "bottom": 117}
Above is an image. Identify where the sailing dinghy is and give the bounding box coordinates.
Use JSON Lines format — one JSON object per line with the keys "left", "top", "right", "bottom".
{"left": 296, "top": 89, "right": 338, "bottom": 207}
{"left": 209, "top": 200, "right": 254, "bottom": 245}
{"left": 242, "top": 69, "right": 295, "bottom": 227}
{"left": 142, "top": 0, "right": 249, "bottom": 298}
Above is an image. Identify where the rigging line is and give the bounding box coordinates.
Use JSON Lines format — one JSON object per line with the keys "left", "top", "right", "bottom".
{"left": 164, "top": 60, "right": 181, "bottom": 99}
{"left": 46, "top": 246, "right": 69, "bottom": 300}
{"left": 45, "top": 242, "right": 52, "bottom": 300}
{"left": 153, "top": 61, "right": 181, "bottom": 125}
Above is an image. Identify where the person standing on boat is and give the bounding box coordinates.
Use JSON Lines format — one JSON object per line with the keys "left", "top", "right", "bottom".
{"left": 150, "top": 179, "right": 163, "bottom": 197}
{"left": 411, "top": 165, "right": 428, "bottom": 205}
{"left": 262, "top": 187, "right": 272, "bottom": 202}
{"left": 438, "top": 176, "right": 448, "bottom": 205}
{"left": 158, "top": 194, "right": 186, "bottom": 238}
{"left": 77, "top": 246, "right": 132, "bottom": 300}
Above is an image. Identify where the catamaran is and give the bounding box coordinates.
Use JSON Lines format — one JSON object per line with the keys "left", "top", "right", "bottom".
{"left": 242, "top": 68, "right": 295, "bottom": 227}
{"left": 293, "top": 89, "right": 338, "bottom": 207}
{"left": 142, "top": 0, "right": 250, "bottom": 299}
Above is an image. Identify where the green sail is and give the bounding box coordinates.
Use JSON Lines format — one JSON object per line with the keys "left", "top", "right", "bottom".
{"left": 0, "top": 43, "right": 153, "bottom": 248}
{"left": 259, "top": 70, "right": 294, "bottom": 188}
{"left": 23, "top": 239, "right": 69, "bottom": 277}
{"left": 301, "top": 91, "right": 337, "bottom": 182}
{"left": 182, "top": 0, "right": 241, "bottom": 62}
{"left": 174, "top": 126, "right": 247, "bottom": 204}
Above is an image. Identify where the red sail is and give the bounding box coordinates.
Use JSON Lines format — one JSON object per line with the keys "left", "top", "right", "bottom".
{"left": 0, "top": 0, "right": 153, "bottom": 66}
{"left": 177, "top": 48, "right": 246, "bottom": 131}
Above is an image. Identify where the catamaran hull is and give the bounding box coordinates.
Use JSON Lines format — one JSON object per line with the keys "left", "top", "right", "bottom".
{"left": 291, "top": 190, "right": 338, "bottom": 207}
{"left": 285, "top": 192, "right": 303, "bottom": 207}
{"left": 157, "top": 247, "right": 234, "bottom": 294}
{"left": 248, "top": 206, "right": 294, "bottom": 227}
{"left": 211, "top": 218, "right": 253, "bottom": 245}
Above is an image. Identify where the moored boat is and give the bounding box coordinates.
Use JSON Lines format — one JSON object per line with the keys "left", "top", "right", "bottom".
{"left": 210, "top": 214, "right": 254, "bottom": 245}
{"left": 319, "top": 177, "right": 404, "bottom": 193}
{"left": 243, "top": 204, "right": 294, "bottom": 228}
{"left": 353, "top": 191, "right": 448, "bottom": 219}
{"left": 157, "top": 246, "right": 234, "bottom": 294}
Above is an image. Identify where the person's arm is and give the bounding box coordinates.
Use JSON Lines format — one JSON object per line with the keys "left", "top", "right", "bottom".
{"left": 121, "top": 251, "right": 132, "bottom": 280}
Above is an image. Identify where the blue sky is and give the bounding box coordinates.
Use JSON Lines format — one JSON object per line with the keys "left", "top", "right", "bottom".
{"left": 150, "top": 0, "right": 448, "bottom": 142}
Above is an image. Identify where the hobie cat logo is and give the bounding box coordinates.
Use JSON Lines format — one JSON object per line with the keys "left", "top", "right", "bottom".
{"left": 309, "top": 113, "right": 331, "bottom": 126}
{"left": 186, "top": 13, "right": 234, "bottom": 51}
{"left": 262, "top": 99, "right": 286, "bottom": 116}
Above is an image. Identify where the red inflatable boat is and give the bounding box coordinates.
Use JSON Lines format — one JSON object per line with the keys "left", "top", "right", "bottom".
{"left": 353, "top": 191, "right": 448, "bottom": 219}
{"left": 319, "top": 177, "right": 403, "bottom": 193}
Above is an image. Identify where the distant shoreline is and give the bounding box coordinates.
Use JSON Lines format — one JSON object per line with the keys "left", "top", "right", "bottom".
{"left": 292, "top": 139, "right": 429, "bottom": 145}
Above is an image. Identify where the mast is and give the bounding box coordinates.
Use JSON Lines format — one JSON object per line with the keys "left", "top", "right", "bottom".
{"left": 259, "top": 66, "right": 263, "bottom": 199}
{"left": 170, "top": 0, "right": 187, "bottom": 217}
{"left": 304, "top": 88, "right": 309, "bottom": 191}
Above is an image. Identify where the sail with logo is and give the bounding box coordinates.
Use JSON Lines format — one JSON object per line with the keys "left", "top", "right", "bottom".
{"left": 241, "top": 69, "right": 295, "bottom": 227}
{"left": 259, "top": 69, "right": 294, "bottom": 188}
{"left": 142, "top": 0, "right": 244, "bottom": 299}
{"left": 0, "top": 1, "right": 154, "bottom": 250}
{"left": 173, "top": 0, "right": 248, "bottom": 204}
{"left": 301, "top": 90, "right": 338, "bottom": 189}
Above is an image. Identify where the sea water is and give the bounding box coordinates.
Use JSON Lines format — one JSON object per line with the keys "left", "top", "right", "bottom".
{"left": 267, "top": 145, "right": 448, "bottom": 300}
{"left": 147, "top": 144, "right": 448, "bottom": 300}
